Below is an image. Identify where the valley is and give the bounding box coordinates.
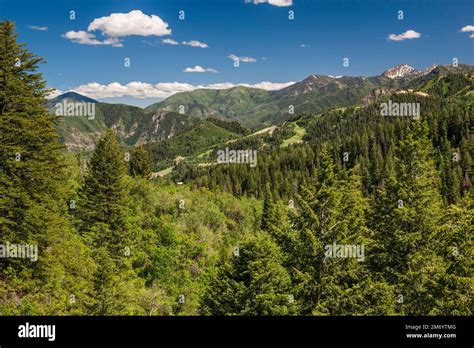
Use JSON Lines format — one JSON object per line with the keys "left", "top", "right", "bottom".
{"left": 49, "top": 63, "right": 474, "bottom": 182}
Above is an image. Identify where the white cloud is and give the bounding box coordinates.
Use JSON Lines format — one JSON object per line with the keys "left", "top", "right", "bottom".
{"left": 182, "top": 40, "right": 208, "bottom": 48}
{"left": 162, "top": 39, "right": 209, "bottom": 48}
{"left": 249, "top": 0, "right": 293, "bottom": 7}
{"left": 228, "top": 54, "right": 257, "bottom": 63}
{"left": 460, "top": 25, "right": 474, "bottom": 38}
{"left": 88, "top": 10, "right": 171, "bottom": 37}
{"left": 66, "top": 80, "right": 295, "bottom": 99}
{"left": 46, "top": 89, "right": 64, "bottom": 99}
{"left": 63, "top": 10, "right": 171, "bottom": 47}
{"left": 72, "top": 82, "right": 177, "bottom": 99}
{"left": 460, "top": 25, "right": 474, "bottom": 32}
{"left": 62, "top": 31, "right": 123, "bottom": 47}
{"left": 28, "top": 25, "right": 48, "bottom": 31}
{"left": 162, "top": 38, "right": 179, "bottom": 45}
{"left": 388, "top": 30, "right": 421, "bottom": 41}
{"left": 183, "top": 66, "right": 218, "bottom": 73}
{"left": 246, "top": 81, "right": 295, "bottom": 90}
{"left": 300, "top": 44, "right": 309, "bottom": 48}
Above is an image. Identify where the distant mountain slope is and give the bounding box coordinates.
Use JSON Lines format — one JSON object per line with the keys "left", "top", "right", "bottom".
{"left": 145, "top": 86, "right": 274, "bottom": 127}
{"left": 47, "top": 91, "right": 98, "bottom": 105}
{"left": 408, "top": 65, "right": 474, "bottom": 94}
{"left": 146, "top": 74, "right": 397, "bottom": 129}
{"left": 176, "top": 66, "right": 473, "bottom": 199}
{"left": 146, "top": 77, "right": 380, "bottom": 129}
{"left": 146, "top": 64, "right": 473, "bottom": 129}
{"left": 52, "top": 64, "right": 474, "bottom": 150}
{"left": 150, "top": 64, "right": 474, "bottom": 181}
{"left": 48, "top": 92, "right": 196, "bottom": 151}
{"left": 145, "top": 120, "right": 242, "bottom": 170}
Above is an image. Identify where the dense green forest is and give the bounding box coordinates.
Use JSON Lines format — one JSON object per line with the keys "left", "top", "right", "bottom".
{"left": 0, "top": 21, "right": 472, "bottom": 316}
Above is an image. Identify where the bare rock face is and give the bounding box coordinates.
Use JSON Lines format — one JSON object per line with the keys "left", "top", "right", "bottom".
{"left": 361, "top": 88, "right": 392, "bottom": 104}
{"left": 383, "top": 64, "right": 418, "bottom": 79}
{"left": 424, "top": 64, "right": 439, "bottom": 74}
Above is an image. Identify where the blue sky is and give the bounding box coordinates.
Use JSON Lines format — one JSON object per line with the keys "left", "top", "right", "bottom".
{"left": 1, "top": 0, "right": 473, "bottom": 106}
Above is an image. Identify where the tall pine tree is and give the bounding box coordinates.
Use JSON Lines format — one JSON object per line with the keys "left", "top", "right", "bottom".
{"left": 79, "top": 129, "right": 131, "bottom": 254}
{"left": 0, "top": 21, "right": 93, "bottom": 314}
{"left": 129, "top": 145, "right": 152, "bottom": 178}
{"left": 370, "top": 121, "right": 446, "bottom": 315}
{"left": 200, "top": 233, "right": 296, "bottom": 315}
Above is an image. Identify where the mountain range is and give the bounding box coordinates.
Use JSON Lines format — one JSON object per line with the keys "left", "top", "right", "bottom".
{"left": 47, "top": 64, "right": 474, "bottom": 151}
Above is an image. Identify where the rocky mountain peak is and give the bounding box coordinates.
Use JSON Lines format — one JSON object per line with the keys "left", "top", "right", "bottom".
{"left": 383, "top": 64, "right": 418, "bottom": 79}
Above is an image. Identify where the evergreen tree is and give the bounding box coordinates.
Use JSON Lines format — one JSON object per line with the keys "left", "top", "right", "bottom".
{"left": 431, "top": 197, "right": 473, "bottom": 315}
{"left": 200, "top": 233, "right": 297, "bottom": 315}
{"left": 370, "top": 121, "right": 446, "bottom": 315}
{"left": 287, "top": 148, "right": 394, "bottom": 315}
{"left": 286, "top": 145, "right": 342, "bottom": 314}
{"left": 79, "top": 129, "right": 131, "bottom": 254}
{"left": 459, "top": 137, "right": 472, "bottom": 196}
{"left": 129, "top": 145, "right": 152, "bottom": 178}
{"left": 88, "top": 242, "right": 144, "bottom": 315}
{"left": 323, "top": 165, "right": 395, "bottom": 315}
{"left": 260, "top": 182, "right": 278, "bottom": 231}
{"left": 0, "top": 21, "right": 93, "bottom": 314}
{"left": 79, "top": 132, "right": 145, "bottom": 314}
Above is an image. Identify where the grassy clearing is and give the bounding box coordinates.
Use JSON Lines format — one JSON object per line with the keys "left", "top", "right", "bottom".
{"left": 281, "top": 123, "right": 306, "bottom": 148}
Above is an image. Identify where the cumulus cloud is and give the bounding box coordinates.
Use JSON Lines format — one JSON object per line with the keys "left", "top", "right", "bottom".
{"left": 66, "top": 80, "right": 295, "bottom": 99}
{"left": 388, "top": 30, "right": 421, "bottom": 41}
{"left": 162, "top": 38, "right": 179, "bottom": 45}
{"left": 300, "top": 44, "right": 309, "bottom": 48}
{"left": 460, "top": 25, "right": 474, "bottom": 32}
{"left": 470, "top": 34, "right": 474, "bottom": 38}
{"left": 88, "top": 10, "right": 171, "bottom": 37}
{"left": 62, "top": 31, "right": 123, "bottom": 47}
{"left": 63, "top": 10, "right": 171, "bottom": 47}
{"left": 228, "top": 54, "right": 257, "bottom": 63}
{"left": 183, "top": 66, "right": 217, "bottom": 73}
{"left": 28, "top": 25, "right": 48, "bottom": 31}
{"left": 248, "top": 0, "right": 293, "bottom": 7}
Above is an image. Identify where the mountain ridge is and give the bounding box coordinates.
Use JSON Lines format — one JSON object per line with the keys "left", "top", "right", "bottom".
{"left": 144, "top": 64, "right": 473, "bottom": 128}
{"left": 50, "top": 63, "right": 474, "bottom": 150}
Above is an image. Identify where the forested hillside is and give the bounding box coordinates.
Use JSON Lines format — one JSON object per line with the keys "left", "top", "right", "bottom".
{"left": 0, "top": 21, "right": 472, "bottom": 316}
{"left": 188, "top": 90, "right": 473, "bottom": 203}
{"left": 47, "top": 93, "right": 198, "bottom": 151}
{"left": 145, "top": 64, "right": 473, "bottom": 129}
